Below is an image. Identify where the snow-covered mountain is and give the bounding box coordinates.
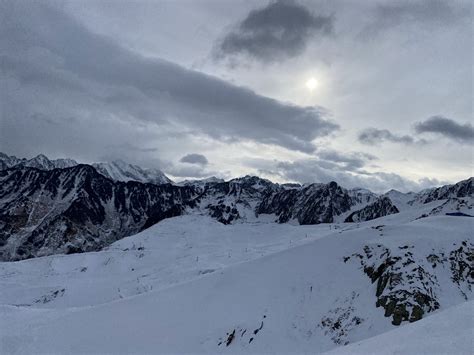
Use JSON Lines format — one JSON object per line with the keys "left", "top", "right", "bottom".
{"left": 0, "top": 165, "right": 197, "bottom": 261}
{"left": 1, "top": 213, "right": 472, "bottom": 353}
{"left": 0, "top": 152, "right": 77, "bottom": 170}
{"left": 92, "top": 160, "right": 172, "bottom": 185}
{"left": 0, "top": 152, "right": 172, "bottom": 185}
{"left": 0, "top": 156, "right": 472, "bottom": 261}
{"left": 0, "top": 153, "right": 472, "bottom": 353}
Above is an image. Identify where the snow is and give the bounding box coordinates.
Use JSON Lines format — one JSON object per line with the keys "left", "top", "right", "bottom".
{"left": 325, "top": 300, "right": 473, "bottom": 355}
{"left": 1, "top": 211, "right": 472, "bottom": 354}
{"left": 93, "top": 160, "right": 172, "bottom": 185}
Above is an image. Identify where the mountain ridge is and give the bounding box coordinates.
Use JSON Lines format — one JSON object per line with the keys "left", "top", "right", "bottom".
{"left": 0, "top": 152, "right": 472, "bottom": 261}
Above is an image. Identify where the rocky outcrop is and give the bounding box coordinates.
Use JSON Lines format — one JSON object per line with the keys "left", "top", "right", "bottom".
{"left": 345, "top": 197, "right": 399, "bottom": 223}
{"left": 411, "top": 177, "right": 473, "bottom": 205}
{"left": 257, "top": 182, "right": 354, "bottom": 224}
{"left": 346, "top": 240, "right": 473, "bottom": 326}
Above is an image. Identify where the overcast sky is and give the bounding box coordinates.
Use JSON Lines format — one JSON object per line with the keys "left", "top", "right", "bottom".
{"left": 1, "top": 0, "right": 472, "bottom": 192}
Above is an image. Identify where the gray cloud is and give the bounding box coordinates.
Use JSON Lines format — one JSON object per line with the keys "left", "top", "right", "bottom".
{"left": 251, "top": 158, "right": 441, "bottom": 193}
{"left": 317, "top": 150, "right": 377, "bottom": 171}
{"left": 243, "top": 147, "right": 446, "bottom": 193}
{"left": 364, "top": 0, "right": 468, "bottom": 35}
{"left": 0, "top": 1, "right": 338, "bottom": 161}
{"left": 215, "top": 0, "right": 333, "bottom": 63}
{"left": 167, "top": 165, "right": 211, "bottom": 179}
{"left": 358, "top": 128, "right": 422, "bottom": 145}
{"left": 414, "top": 116, "right": 474, "bottom": 144}
{"left": 180, "top": 153, "right": 209, "bottom": 166}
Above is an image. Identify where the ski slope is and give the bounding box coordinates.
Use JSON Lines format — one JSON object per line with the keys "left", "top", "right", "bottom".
{"left": 1, "top": 210, "right": 472, "bottom": 354}
{"left": 326, "top": 300, "right": 473, "bottom": 355}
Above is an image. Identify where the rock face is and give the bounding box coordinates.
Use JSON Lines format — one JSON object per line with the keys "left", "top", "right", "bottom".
{"left": 346, "top": 240, "right": 473, "bottom": 326}
{"left": 410, "top": 178, "right": 473, "bottom": 204}
{"left": 256, "top": 182, "right": 379, "bottom": 224}
{"left": 345, "top": 197, "right": 399, "bottom": 223}
{"left": 257, "top": 182, "right": 355, "bottom": 224}
{"left": 0, "top": 165, "right": 197, "bottom": 261}
{"left": 193, "top": 175, "right": 279, "bottom": 224}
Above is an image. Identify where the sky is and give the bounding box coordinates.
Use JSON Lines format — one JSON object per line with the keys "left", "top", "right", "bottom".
{"left": 0, "top": 0, "right": 472, "bottom": 192}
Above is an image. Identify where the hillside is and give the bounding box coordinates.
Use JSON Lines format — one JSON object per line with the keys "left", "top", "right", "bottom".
{"left": 1, "top": 154, "right": 471, "bottom": 261}
{"left": 1, "top": 212, "right": 472, "bottom": 354}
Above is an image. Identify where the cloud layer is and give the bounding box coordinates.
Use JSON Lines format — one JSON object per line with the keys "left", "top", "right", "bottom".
{"left": 1, "top": 1, "right": 338, "bottom": 163}
{"left": 215, "top": 0, "right": 333, "bottom": 63}
{"left": 359, "top": 116, "right": 473, "bottom": 146}
{"left": 246, "top": 150, "right": 442, "bottom": 193}
{"left": 415, "top": 116, "right": 473, "bottom": 144}
{"left": 358, "top": 128, "right": 421, "bottom": 145}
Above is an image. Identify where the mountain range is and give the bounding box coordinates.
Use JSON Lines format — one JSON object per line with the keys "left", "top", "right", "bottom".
{"left": 0, "top": 152, "right": 472, "bottom": 353}
{"left": 0, "top": 152, "right": 472, "bottom": 261}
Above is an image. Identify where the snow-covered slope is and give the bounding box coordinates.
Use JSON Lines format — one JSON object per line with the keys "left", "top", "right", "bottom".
{"left": 93, "top": 160, "right": 172, "bottom": 185}
{"left": 0, "top": 213, "right": 472, "bottom": 354}
{"left": 326, "top": 300, "right": 473, "bottom": 355}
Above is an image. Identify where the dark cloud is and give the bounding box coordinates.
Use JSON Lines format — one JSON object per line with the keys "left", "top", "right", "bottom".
{"left": 215, "top": 0, "right": 333, "bottom": 63}
{"left": 180, "top": 153, "right": 209, "bottom": 166}
{"left": 414, "top": 116, "right": 473, "bottom": 144}
{"left": 358, "top": 128, "right": 422, "bottom": 145}
{"left": 0, "top": 1, "right": 338, "bottom": 161}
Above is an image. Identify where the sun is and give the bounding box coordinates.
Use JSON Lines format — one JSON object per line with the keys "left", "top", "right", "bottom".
{"left": 306, "top": 77, "right": 318, "bottom": 91}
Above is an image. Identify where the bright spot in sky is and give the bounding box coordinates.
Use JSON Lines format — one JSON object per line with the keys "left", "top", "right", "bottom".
{"left": 305, "top": 77, "right": 318, "bottom": 91}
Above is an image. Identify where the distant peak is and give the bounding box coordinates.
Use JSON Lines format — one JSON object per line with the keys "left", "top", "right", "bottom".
{"left": 34, "top": 154, "right": 49, "bottom": 160}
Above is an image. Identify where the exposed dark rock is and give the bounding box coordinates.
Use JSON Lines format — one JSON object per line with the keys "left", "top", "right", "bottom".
{"left": 347, "top": 241, "right": 473, "bottom": 326}
{"left": 257, "top": 181, "right": 355, "bottom": 224}
{"left": 0, "top": 165, "right": 197, "bottom": 261}
{"left": 410, "top": 177, "right": 473, "bottom": 204}
{"left": 345, "top": 197, "right": 399, "bottom": 223}
{"left": 225, "top": 329, "right": 235, "bottom": 346}
{"left": 319, "top": 292, "right": 363, "bottom": 345}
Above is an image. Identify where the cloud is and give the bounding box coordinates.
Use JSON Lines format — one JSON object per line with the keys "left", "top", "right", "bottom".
{"left": 167, "top": 165, "right": 211, "bottom": 179}
{"left": 0, "top": 1, "right": 338, "bottom": 163}
{"left": 214, "top": 0, "right": 333, "bottom": 63}
{"left": 180, "top": 153, "right": 209, "bottom": 166}
{"left": 317, "top": 150, "right": 377, "bottom": 171}
{"left": 358, "top": 128, "right": 422, "bottom": 145}
{"left": 364, "top": 0, "right": 468, "bottom": 35}
{"left": 252, "top": 158, "right": 441, "bottom": 193}
{"left": 243, "top": 147, "right": 446, "bottom": 193}
{"left": 414, "top": 116, "right": 473, "bottom": 144}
